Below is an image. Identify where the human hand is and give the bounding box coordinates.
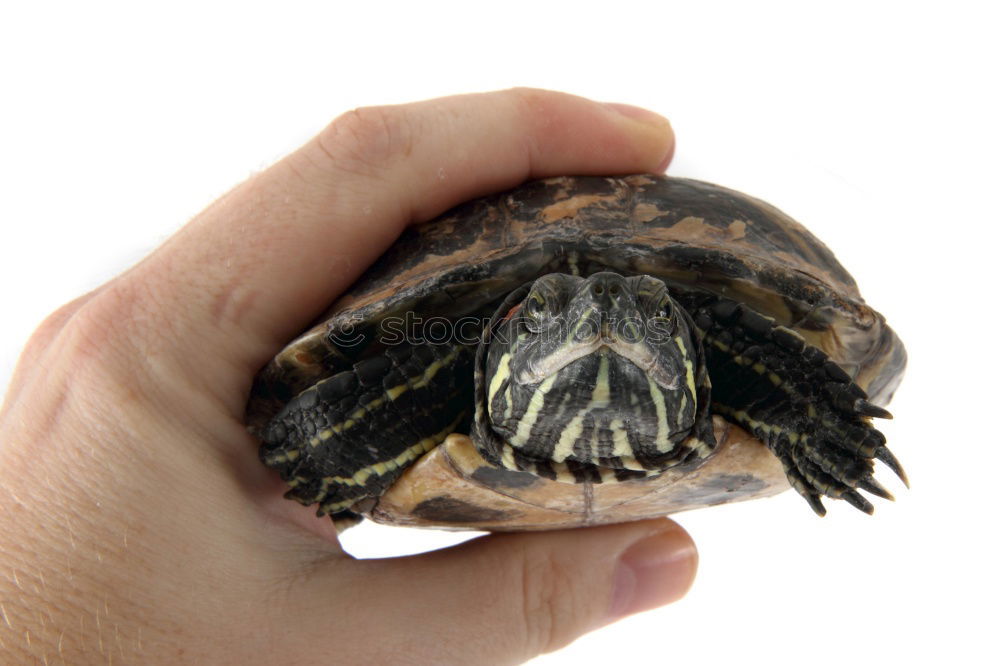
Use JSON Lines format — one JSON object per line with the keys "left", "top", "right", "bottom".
{"left": 0, "top": 88, "right": 697, "bottom": 664}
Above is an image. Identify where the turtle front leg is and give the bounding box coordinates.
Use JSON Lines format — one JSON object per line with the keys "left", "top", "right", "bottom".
{"left": 692, "top": 299, "right": 906, "bottom": 515}
{"left": 259, "top": 342, "right": 474, "bottom": 521}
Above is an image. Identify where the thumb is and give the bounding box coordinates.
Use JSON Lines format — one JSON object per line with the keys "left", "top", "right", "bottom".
{"left": 327, "top": 519, "right": 697, "bottom": 664}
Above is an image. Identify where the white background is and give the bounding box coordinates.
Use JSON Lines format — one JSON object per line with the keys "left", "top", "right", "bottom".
{"left": 2, "top": 2, "right": 997, "bottom": 664}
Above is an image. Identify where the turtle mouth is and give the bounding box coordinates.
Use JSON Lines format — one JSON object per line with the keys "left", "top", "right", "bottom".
{"left": 516, "top": 337, "right": 681, "bottom": 390}
{"left": 489, "top": 332, "right": 697, "bottom": 472}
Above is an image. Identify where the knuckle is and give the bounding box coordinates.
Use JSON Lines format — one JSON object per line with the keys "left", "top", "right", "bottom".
{"left": 515, "top": 547, "right": 584, "bottom": 655}
{"left": 59, "top": 282, "right": 139, "bottom": 363}
{"left": 27, "top": 293, "right": 95, "bottom": 353}
{"left": 506, "top": 86, "right": 555, "bottom": 120}
{"left": 508, "top": 85, "right": 543, "bottom": 107}
{"left": 59, "top": 277, "right": 168, "bottom": 370}
{"left": 316, "top": 105, "right": 415, "bottom": 177}
{"left": 6, "top": 282, "right": 150, "bottom": 442}
{"left": 503, "top": 87, "right": 547, "bottom": 169}
{"left": 3, "top": 295, "right": 96, "bottom": 411}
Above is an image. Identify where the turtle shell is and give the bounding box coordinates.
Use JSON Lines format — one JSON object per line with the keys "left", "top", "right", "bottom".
{"left": 248, "top": 175, "right": 905, "bottom": 530}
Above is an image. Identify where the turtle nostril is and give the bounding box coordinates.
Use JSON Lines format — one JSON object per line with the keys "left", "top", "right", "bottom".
{"left": 590, "top": 273, "right": 627, "bottom": 299}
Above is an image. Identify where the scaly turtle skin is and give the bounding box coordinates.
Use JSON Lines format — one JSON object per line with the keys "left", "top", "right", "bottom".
{"left": 246, "top": 175, "right": 906, "bottom": 530}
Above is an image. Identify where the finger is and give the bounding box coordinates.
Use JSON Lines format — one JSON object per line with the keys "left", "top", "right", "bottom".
{"left": 290, "top": 519, "right": 696, "bottom": 664}
{"left": 96, "top": 89, "right": 674, "bottom": 399}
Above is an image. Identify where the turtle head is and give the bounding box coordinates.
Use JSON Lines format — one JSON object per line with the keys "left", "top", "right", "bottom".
{"left": 473, "top": 272, "right": 713, "bottom": 479}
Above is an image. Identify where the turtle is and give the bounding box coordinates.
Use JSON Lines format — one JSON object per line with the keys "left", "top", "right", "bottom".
{"left": 246, "top": 174, "right": 907, "bottom": 531}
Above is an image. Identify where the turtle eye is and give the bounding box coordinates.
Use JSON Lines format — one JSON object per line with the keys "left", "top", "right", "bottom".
{"left": 650, "top": 294, "right": 676, "bottom": 336}
{"left": 656, "top": 299, "right": 673, "bottom": 320}
{"left": 523, "top": 293, "right": 547, "bottom": 332}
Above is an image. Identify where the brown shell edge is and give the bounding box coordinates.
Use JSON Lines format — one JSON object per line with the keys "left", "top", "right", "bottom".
{"left": 364, "top": 416, "right": 789, "bottom": 531}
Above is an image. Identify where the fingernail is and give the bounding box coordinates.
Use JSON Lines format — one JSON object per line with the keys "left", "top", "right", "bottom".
{"left": 602, "top": 103, "right": 674, "bottom": 171}
{"left": 608, "top": 528, "right": 698, "bottom": 621}
{"left": 654, "top": 139, "right": 676, "bottom": 173}
{"left": 602, "top": 102, "right": 670, "bottom": 127}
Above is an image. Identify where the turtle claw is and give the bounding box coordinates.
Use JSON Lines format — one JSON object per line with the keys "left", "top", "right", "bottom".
{"left": 695, "top": 295, "right": 906, "bottom": 517}
{"left": 875, "top": 446, "right": 909, "bottom": 488}
{"left": 842, "top": 490, "right": 875, "bottom": 515}
{"left": 857, "top": 475, "right": 895, "bottom": 501}
{"left": 855, "top": 399, "right": 893, "bottom": 420}
{"left": 770, "top": 412, "right": 902, "bottom": 516}
{"left": 781, "top": 457, "right": 828, "bottom": 517}
{"left": 803, "top": 492, "right": 827, "bottom": 517}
